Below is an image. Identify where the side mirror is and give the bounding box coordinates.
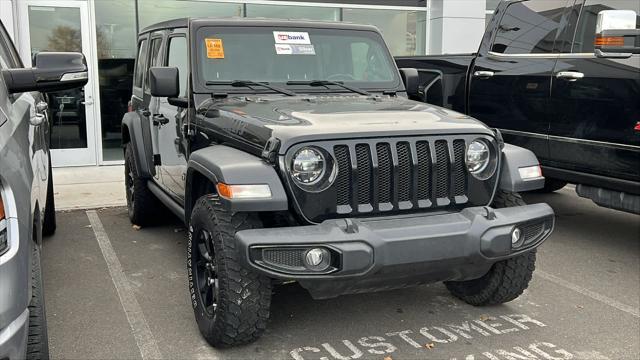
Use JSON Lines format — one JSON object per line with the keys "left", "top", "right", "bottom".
{"left": 595, "top": 10, "right": 640, "bottom": 58}
{"left": 149, "top": 67, "right": 179, "bottom": 98}
{"left": 1, "top": 52, "right": 88, "bottom": 94}
{"left": 399, "top": 68, "right": 419, "bottom": 99}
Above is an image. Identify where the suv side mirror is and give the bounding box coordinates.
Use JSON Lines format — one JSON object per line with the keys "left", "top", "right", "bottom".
{"left": 399, "top": 68, "right": 419, "bottom": 98}
{"left": 1, "top": 52, "right": 88, "bottom": 94}
{"left": 149, "top": 67, "right": 179, "bottom": 98}
{"left": 594, "top": 10, "right": 640, "bottom": 58}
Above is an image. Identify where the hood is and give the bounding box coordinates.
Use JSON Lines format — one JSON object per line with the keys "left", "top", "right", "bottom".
{"left": 196, "top": 94, "right": 494, "bottom": 153}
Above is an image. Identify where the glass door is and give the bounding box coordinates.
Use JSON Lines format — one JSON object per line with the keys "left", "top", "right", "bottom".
{"left": 18, "top": 0, "right": 97, "bottom": 167}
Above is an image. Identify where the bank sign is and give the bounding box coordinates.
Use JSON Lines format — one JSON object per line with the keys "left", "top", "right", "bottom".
{"left": 273, "top": 31, "right": 311, "bottom": 45}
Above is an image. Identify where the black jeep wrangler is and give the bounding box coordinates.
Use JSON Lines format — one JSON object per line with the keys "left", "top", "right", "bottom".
{"left": 122, "top": 18, "right": 555, "bottom": 348}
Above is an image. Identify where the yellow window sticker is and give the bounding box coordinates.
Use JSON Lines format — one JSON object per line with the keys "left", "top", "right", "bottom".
{"left": 205, "top": 38, "right": 224, "bottom": 59}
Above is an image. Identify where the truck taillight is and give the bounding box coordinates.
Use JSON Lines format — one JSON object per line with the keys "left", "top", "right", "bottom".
{"left": 635, "top": 122, "right": 640, "bottom": 132}
{"left": 0, "top": 196, "right": 7, "bottom": 255}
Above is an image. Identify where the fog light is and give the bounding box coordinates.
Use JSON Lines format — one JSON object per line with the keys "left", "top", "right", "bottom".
{"left": 304, "top": 248, "right": 330, "bottom": 271}
{"left": 511, "top": 227, "right": 522, "bottom": 246}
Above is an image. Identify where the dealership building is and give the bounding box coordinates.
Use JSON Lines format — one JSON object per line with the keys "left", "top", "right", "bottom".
{"left": 0, "top": 0, "right": 498, "bottom": 167}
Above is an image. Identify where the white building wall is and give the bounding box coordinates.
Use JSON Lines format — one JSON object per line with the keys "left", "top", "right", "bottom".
{"left": 0, "top": 0, "right": 15, "bottom": 41}
{"left": 429, "top": 0, "right": 486, "bottom": 54}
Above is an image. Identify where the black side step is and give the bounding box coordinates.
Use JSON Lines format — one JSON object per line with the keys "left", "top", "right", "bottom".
{"left": 147, "top": 180, "right": 186, "bottom": 222}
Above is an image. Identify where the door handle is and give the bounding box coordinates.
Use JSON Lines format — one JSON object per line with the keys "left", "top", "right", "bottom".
{"left": 30, "top": 113, "right": 45, "bottom": 126}
{"left": 556, "top": 71, "right": 584, "bottom": 81}
{"left": 81, "top": 100, "right": 94, "bottom": 105}
{"left": 473, "top": 70, "right": 495, "bottom": 78}
{"left": 152, "top": 114, "right": 169, "bottom": 126}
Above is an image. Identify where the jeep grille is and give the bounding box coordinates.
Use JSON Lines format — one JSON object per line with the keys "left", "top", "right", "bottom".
{"left": 283, "top": 135, "right": 499, "bottom": 223}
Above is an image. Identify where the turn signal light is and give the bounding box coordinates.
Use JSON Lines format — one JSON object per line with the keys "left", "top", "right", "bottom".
{"left": 0, "top": 196, "right": 5, "bottom": 221}
{"left": 595, "top": 36, "right": 625, "bottom": 46}
{"left": 216, "top": 183, "right": 272, "bottom": 199}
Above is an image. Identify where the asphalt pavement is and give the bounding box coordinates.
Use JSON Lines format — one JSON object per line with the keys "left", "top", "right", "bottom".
{"left": 42, "top": 186, "right": 640, "bottom": 360}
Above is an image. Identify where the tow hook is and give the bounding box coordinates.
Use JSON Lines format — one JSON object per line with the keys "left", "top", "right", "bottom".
{"left": 342, "top": 218, "right": 359, "bottom": 234}
{"left": 483, "top": 206, "right": 496, "bottom": 220}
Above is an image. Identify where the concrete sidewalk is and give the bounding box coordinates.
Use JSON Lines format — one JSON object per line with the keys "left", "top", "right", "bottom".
{"left": 53, "top": 165, "right": 126, "bottom": 210}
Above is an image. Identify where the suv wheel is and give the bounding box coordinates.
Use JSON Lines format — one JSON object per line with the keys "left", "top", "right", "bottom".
{"left": 42, "top": 155, "right": 56, "bottom": 236}
{"left": 27, "top": 246, "right": 50, "bottom": 360}
{"left": 188, "top": 194, "right": 271, "bottom": 348}
{"left": 124, "top": 143, "right": 159, "bottom": 226}
{"left": 444, "top": 191, "right": 537, "bottom": 305}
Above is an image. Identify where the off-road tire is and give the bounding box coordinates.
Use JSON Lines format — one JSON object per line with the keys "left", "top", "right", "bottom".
{"left": 188, "top": 194, "right": 272, "bottom": 348}
{"left": 444, "top": 191, "right": 537, "bottom": 305}
{"left": 124, "top": 142, "right": 159, "bottom": 226}
{"left": 532, "top": 178, "right": 567, "bottom": 193}
{"left": 42, "top": 156, "right": 56, "bottom": 237}
{"left": 27, "top": 246, "right": 50, "bottom": 360}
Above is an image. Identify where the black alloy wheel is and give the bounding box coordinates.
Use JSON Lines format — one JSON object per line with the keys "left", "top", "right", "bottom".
{"left": 194, "top": 228, "right": 220, "bottom": 318}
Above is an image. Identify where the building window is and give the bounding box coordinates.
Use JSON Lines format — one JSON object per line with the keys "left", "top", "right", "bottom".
{"left": 95, "top": 0, "right": 137, "bottom": 162}
{"left": 138, "top": 0, "right": 243, "bottom": 30}
{"left": 246, "top": 4, "right": 339, "bottom": 21}
{"left": 342, "top": 8, "right": 426, "bottom": 56}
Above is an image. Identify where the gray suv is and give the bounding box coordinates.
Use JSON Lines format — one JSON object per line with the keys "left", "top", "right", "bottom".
{"left": 0, "top": 22, "right": 88, "bottom": 360}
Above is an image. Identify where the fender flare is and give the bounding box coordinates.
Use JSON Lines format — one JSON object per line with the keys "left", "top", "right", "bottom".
{"left": 121, "top": 112, "right": 154, "bottom": 178}
{"left": 499, "top": 143, "right": 545, "bottom": 193}
{"left": 186, "top": 145, "right": 288, "bottom": 214}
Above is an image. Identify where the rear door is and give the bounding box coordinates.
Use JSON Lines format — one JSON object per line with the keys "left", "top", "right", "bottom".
{"left": 468, "top": 0, "right": 571, "bottom": 162}
{"left": 549, "top": 0, "right": 640, "bottom": 184}
{"left": 156, "top": 31, "right": 189, "bottom": 202}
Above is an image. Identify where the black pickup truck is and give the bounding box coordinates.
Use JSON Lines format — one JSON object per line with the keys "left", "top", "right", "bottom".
{"left": 396, "top": 0, "right": 640, "bottom": 214}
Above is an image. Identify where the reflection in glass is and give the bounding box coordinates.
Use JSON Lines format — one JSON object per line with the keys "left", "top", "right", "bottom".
{"left": 342, "top": 8, "right": 426, "bottom": 56}
{"left": 28, "top": 6, "right": 87, "bottom": 150}
{"left": 491, "top": 1, "right": 566, "bottom": 54}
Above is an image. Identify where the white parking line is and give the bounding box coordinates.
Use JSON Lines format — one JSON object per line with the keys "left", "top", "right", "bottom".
{"left": 536, "top": 270, "right": 640, "bottom": 318}
{"left": 86, "top": 210, "right": 163, "bottom": 360}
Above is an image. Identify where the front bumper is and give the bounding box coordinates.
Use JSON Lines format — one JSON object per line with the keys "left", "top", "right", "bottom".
{"left": 236, "top": 204, "right": 554, "bottom": 299}
{"left": 0, "top": 310, "right": 28, "bottom": 360}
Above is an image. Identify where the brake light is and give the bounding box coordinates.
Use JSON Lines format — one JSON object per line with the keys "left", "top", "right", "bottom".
{"left": 634, "top": 122, "right": 640, "bottom": 132}
{"left": 127, "top": 100, "right": 133, "bottom": 113}
{"left": 595, "top": 35, "right": 625, "bottom": 46}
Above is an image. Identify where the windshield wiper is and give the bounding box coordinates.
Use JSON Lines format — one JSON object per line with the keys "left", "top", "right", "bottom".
{"left": 287, "top": 80, "right": 372, "bottom": 96}
{"left": 205, "top": 80, "right": 296, "bottom": 96}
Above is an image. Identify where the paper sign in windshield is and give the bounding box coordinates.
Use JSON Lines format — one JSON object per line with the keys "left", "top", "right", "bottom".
{"left": 275, "top": 44, "right": 316, "bottom": 55}
{"left": 205, "top": 38, "right": 224, "bottom": 59}
{"left": 273, "top": 31, "right": 311, "bottom": 45}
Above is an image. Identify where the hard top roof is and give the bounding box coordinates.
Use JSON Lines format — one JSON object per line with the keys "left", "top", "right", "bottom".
{"left": 139, "top": 17, "right": 380, "bottom": 35}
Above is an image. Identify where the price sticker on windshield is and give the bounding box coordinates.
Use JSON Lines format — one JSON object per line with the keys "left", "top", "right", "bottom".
{"left": 205, "top": 38, "right": 224, "bottom": 59}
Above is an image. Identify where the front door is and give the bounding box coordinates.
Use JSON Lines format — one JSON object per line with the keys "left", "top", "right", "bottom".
{"left": 468, "top": 0, "right": 571, "bottom": 162}
{"left": 18, "top": 0, "right": 97, "bottom": 167}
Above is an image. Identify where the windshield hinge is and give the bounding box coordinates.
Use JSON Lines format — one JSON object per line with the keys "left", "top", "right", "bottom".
{"left": 262, "top": 137, "right": 281, "bottom": 164}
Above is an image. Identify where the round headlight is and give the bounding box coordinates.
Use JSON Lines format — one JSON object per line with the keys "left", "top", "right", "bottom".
{"left": 466, "top": 140, "right": 491, "bottom": 178}
{"left": 291, "top": 147, "right": 325, "bottom": 185}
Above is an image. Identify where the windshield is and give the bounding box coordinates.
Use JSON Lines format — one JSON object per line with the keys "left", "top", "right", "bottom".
{"left": 195, "top": 26, "right": 400, "bottom": 92}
